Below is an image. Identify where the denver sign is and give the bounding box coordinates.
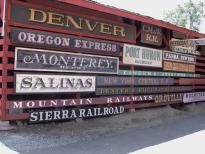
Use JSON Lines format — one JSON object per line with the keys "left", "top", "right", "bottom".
{"left": 10, "top": 4, "right": 136, "bottom": 43}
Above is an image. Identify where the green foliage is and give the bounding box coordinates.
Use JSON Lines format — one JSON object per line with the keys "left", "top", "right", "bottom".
{"left": 164, "top": 0, "right": 205, "bottom": 32}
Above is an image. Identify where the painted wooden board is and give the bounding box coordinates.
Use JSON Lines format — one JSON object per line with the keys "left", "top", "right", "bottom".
{"left": 11, "top": 28, "right": 121, "bottom": 56}
{"left": 15, "top": 73, "right": 96, "bottom": 93}
{"left": 15, "top": 47, "right": 119, "bottom": 74}
{"left": 96, "top": 76, "right": 174, "bottom": 86}
{"left": 118, "top": 70, "right": 200, "bottom": 77}
{"left": 10, "top": 3, "right": 136, "bottom": 43}
{"left": 123, "top": 44, "right": 162, "bottom": 67}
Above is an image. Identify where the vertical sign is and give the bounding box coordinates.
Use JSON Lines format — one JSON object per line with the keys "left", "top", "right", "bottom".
{"left": 141, "top": 23, "right": 162, "bottom": 46}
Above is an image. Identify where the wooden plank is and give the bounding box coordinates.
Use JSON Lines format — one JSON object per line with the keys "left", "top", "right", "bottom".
{"left": 123, "top": 44, "right": 162, "bottom": 67}
{"left": 15, "top": 73, "right": 96, "bottom": 94}
{"left": 15, "top": 47, "right": 119, "bottom": 74}
{"left": 118, "top": 70, "right": 200, "bottom": 77}
{"left": 96, "top": 76, "right": 174, "bottom": 86}
{"left": 10, "top": 28, "right": 121, "bottom": 56}
{"left": 10, "top": 3, "right": 136, "bottom": 43}
{"left": 8, "top": 95, "right": 154, "bottom": 109}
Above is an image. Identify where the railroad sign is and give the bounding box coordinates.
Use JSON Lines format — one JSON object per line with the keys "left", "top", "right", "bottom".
{"left": 163, "top": 51, "right": 196, "bottom": 64}
{"left": 11, "top": 28, "right": 121, "bottom": 56}
{"left": 10, "top": 4, "right": 136, "bottom": 43}
{"left": 141, "top": 23, "right": 162, "bottom": 46}
{"left": 96, "top": 76, "right": 174, "bottom": 86}
{"left": 171, "top": 46, "right": 201, "bottom": 56}
{"left": 123, "top": 44, "right": 162, "bottom": 67}
{"left": 183, "top": 92, "right": 205, "bottom": 103}
{"left": 169, "top": 39, "right": 196, "bottom": 51}
{"left": 8, "top": 95, "right": 154, "bottom": 109}
{"left": 15, "top": 47, "right": 119, "bottom": 74}
{"left": 163, "top": 61, "right": 195, "bottom": 73}
{"left": 15, "top": 74, "right": 96, "bottom": 93}
{"left": 118, "top": 70, "right": 200, "bottom": 77}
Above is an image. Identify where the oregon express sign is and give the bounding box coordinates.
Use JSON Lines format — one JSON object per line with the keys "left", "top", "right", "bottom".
{"left": 123, "top": 44, "right": 162, "bottom": 67}
{"left": 11, "top": 28, "right": 121, "bottom": 56}
{"left": 10, "top": 4, "right": 136, "bottom": 43}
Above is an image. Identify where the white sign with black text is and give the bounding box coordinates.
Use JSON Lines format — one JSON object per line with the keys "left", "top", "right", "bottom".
{"left": 183, "top": 92, "right": 205, "bottom": 103}
{"left": 15, "top": 73, "right": 96, "bottom": 93}
{"left": 123, "top": 44, "right": 162, "bottom": 67}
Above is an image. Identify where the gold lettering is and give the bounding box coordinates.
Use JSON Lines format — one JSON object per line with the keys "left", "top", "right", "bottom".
{"left": 85, "top": 19, "right": 98, "bottom": 31}
{"left": 100, "top": 23, "right": 112, "bottom": 35}
{"left": 47, "top": 12, "right": 64, "bottom": 26}
{"left": 29, "top": 8, "right": 47, "bottom": 23}
{"left": 113, "top": 26, "right": 125, "bottom": 37}
{"left": 66, "top": 16, "right": 83, "bottom": 29}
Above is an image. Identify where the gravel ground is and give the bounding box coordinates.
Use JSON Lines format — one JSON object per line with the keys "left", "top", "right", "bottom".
{"left": 0, "top": 103, "right": 205, "bottom": 152}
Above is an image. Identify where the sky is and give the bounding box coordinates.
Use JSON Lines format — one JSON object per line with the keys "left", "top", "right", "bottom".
{"left": 93, "top": 0, "right": 205, "bottom": 33}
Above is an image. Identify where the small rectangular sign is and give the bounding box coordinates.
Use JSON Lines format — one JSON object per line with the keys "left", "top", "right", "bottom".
{"left": 96, "top": 86, "right": 192, "bottom": 95}
{"left": 8, "top": 95, "right": 154, "bottom": 109}
{"left": 155, "top": 93, "right": 183, "bottom": 103}
{"left": 10, "top": 4, "right": 136, "bottom": 43}
{"left": 141, "top": 23, "right": 162, "bottom": 46}
{"left": 192, "top": 39, "right": 205, "bottom": 45}
{"left": 169, "top": 39, "right": 196, "bottom": 51}
{"left": 15, "top": 47, "right": 119, "bottom": 74}
{"left": 163, "top": 51, "right": 196, "bottom": 64}
{"left": 118, "top": 70, "right": 200, "bottom": 78}
{"left": 10, "top": 28, "right": 121, "bottom": 56}
{"left": 171, "top": 46, "right": 201, "bottom": 56}
{"left": 183, "top": 92, "right": 205, "bottom": 103}
{"left": 163, "top": 61, "right": 195, "bottom": 73}
{"left": 29, "top": 106, "right": 125, "bottom": 123}
{"left": 96, "top": 76, "right": 174, "bottom": 86}
{"left": 123, "top": 44, "right": 162, "bottom": 67}
{"left": 15, "top": 73, "right": 96, "bottom": 93}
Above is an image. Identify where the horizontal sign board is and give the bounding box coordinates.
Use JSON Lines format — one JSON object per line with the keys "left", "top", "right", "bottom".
{"left": 192, "top": 39, "right": 205, "bottom": 45}
{"left": 118, "top": 70, "right": 200, "bottom": 78}
{"left": 123, "top": 44, "right": 162, "bottom": 67}
{"left": 179, "top": 78, "right": 205, "bottom": 85}
{"left": 15, "top": 47, "right": 119, "bottom": 74}
{"left": 171, "top": 46, "right": 201, "bottom": 56}
{"left": 183, "top": 92, "right": 205, "bottom": 103}
{"left": 10, "top": 28, "right": 121, "bottom": 56}
{"left": 141, "top": 23, "right": 162, "bottom": 46}
{"left": 10, "top": 4, "right": 136, "bottom": 43}
{"left": 164, "top": 61, "right": 195, "bottom": 73}
{"left": 163, "top": 51, "right": 196, "bottom": 64}
{"left": 169, "top": 39, "right": 196, "bottom": 51}
{"left": 96, "top": 76, "right": 174, "bottom": 86}
{"left": 8, "top": 95, "right": 154, "bottom": 109}
{"left": 96, "top": 86, "right": 192, "bottom": 95}
{"left": 29, "top": 106, "right": 125, "bottom": 123}
{"left": 155, "top": 93, "right": 183, "bottom": 104}
{"left": 15, "top": 73, "right": 96, "bottom": 94}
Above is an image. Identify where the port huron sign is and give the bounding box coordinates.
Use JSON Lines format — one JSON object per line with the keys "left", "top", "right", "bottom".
{"left": 123, "top": 44, "right": 162, "bottom": 67}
